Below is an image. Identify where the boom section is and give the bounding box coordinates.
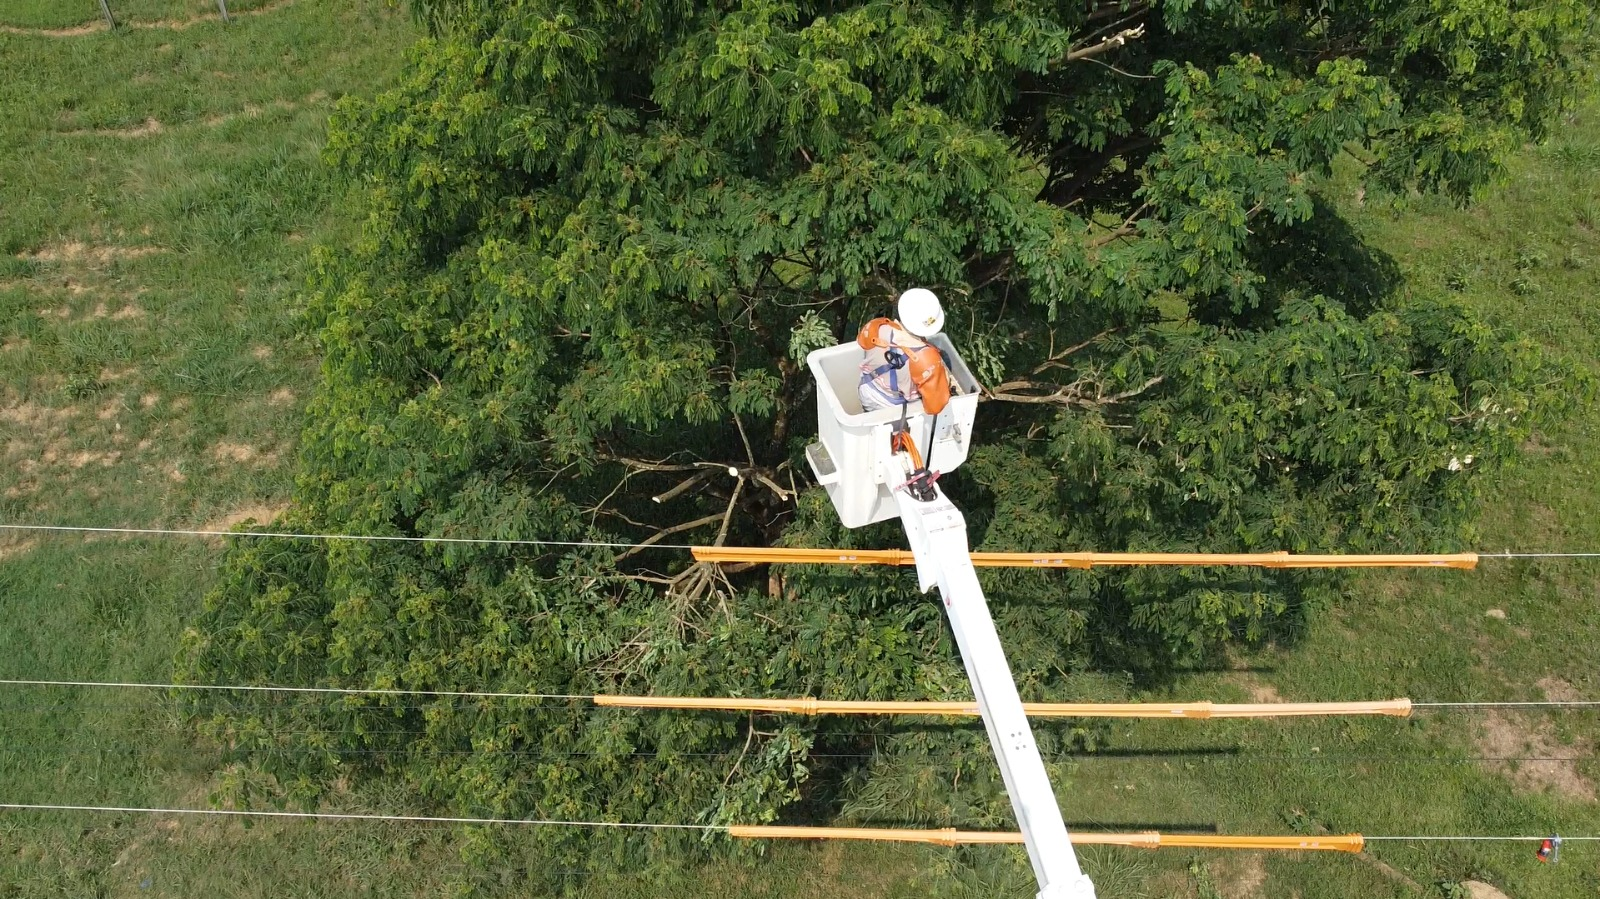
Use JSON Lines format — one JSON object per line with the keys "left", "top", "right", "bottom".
{"left": 891, "top": 484, "right": 1097, "bottom": 899}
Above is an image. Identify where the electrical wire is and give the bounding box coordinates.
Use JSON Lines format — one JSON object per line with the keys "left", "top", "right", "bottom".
{"left": 0, "top": 523, "right": 694, "bottom": 552}
{"left": 2, "top": 744, "right": 1593, "bottom": 764}
{"left": 7, "top": 522, "right": 1600, "bottom": 561}
{"left": 1364, "top": 835, "right": 1600, "bottom": 842}
{"left": 7, "top": 677, "right": 1600, "bottom": 713}
{"left": 1413, "top": 701, "right": 1600, "bottom": 708}
{"left": 0, "top": 802, "right": 718, "bottom": 830}
{"left": 1480, "top": 552, "right": 1600, "bottom": 559}
{"left": 0, "top": 678, "right": 588, "bottom": 701}
{"left": 0, "top": 802, "right": 1593, "bottom": 848}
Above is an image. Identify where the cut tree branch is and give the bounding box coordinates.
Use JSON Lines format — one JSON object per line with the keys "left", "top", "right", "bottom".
{"left": 600, "top": 454, "right": 730, "bottom": 474}
{"left": 1052, "top": 24, "right": 1146, "bottom": 69}
{"left": 985, "top": 375, "right": 1164, "bottom": 408}
{"left": 651, "top": 470, "right": 714, "bottom": 504}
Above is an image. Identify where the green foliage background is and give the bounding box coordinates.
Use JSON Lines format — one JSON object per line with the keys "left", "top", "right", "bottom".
{"left": 182, "top": 0, "right": 1595, "bottom": 881}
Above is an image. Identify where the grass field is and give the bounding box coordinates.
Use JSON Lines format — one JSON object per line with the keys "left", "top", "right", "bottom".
{"left": 2, "top": 4, "right": 1599, "bottom": 896}
{"left": 0, "top": 0, "right": 281, "bottom": 31}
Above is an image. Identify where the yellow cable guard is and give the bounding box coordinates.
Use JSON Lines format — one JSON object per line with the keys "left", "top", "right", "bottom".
{"left": 726, "top": 825, "right": 1365, "bottom": 852}
{"left": 690, "top": 547, "right": 1479, "bottom": 569}
{"left": 592, "top": 695, "right": 1413, "bottom": 718}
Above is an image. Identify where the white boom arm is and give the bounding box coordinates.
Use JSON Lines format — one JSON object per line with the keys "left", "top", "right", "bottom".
{"left": 891, "top": 480, "right": 1097, "bottom": 899}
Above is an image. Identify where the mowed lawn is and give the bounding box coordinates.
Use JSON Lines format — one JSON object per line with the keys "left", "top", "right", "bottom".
{"left": 3, "top": 4, "right": 1600, "bottom": 897}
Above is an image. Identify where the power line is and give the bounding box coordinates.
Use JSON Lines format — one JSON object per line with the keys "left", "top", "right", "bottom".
{"left": 7, "top": 521, "right": 1600, "bottom": 561}
{"left": 0, "top": 802, "right": 717, "bottom": 831}
{"left": 2, "top": 744, "right": 1594, "bottom": 765}
{"left": 0, "top": 678, "right": 588, "bottom": 702}
{"left": 1413, "top": 701, "right": 1600, "bottom": 708}
{"left": 0, "top": 802, "right": 1593, "bottom": 847}
{"left": 7, "top": 677, "right": 1600, "bottom": 712}
{"left": 1480, "top": 552, "right": 1600, "bottom": 559}
{"left": 0, "top": 523, "right": 692, "bottom": 552}
{"left": 1363, "top": 835, "right": 1600, "bottom": 842}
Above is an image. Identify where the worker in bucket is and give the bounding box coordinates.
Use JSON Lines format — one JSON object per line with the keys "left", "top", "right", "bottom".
{"left": 856, "top": 288, "right": 952, "bottom": 416}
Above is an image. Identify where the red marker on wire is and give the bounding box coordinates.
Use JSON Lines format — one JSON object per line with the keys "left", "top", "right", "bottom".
{"left": 1536, "top": 835, "right": 1561, "bottom": 863}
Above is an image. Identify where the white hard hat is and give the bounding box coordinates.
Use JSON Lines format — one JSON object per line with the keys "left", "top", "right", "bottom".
{"left": 898, "top": 288, "right": 944, "bottom": 337}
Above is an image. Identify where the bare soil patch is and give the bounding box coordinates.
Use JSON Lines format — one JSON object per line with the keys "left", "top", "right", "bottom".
{"left": 65, "top": 450, "right": 121, "bottom": 469}
{"left": 22, "top": 241, "right": 163, "bottom": 266}
{"left": 1234, "top": 673, "right": 1284, "bottom": 703}
{"left": 208, "top": 441, "right": 279, "bottom": 467}
{"left": 0, "top": 537, "right": 39, "bottom": 561}
{"left": 1475, "top": 709, "right": 1594, "bottom": 802}
{"left": 68, "top": 117, "right": 163, "bottom": 138}
{"left": 0, "top": 0, "right": 296, "bottom": 37}
{"left": 203, "top": 504, "right": 288, "bottom": 533}
{"left": 0, "top": 398, "right": 80, "bottom": 429}
{"left": 139, "top": 0, "right": 298, "bottom": 31}
{"left": 0, "top": 21, "right": 103, "bottom": 37}
{"left": 1463, "top": 881, "right": 1512, "bottom": 899}
{"left": 1215, "top": 852, "right": 1267, "bottom": 898}
{"left": 1539, "top": 676, "right": 1582, "bottom": 703}
{"left": 266, "top": 388, "right": 295, "bottom": 407}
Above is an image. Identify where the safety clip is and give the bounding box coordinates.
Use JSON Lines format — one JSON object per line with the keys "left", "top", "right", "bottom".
{"left": 1536, "top": 834, "right": 1561, "bottom": 864}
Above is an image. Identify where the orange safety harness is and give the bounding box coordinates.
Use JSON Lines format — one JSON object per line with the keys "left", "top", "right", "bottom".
{"left": 855, "top": 317, "right": 952, "bottom": 415}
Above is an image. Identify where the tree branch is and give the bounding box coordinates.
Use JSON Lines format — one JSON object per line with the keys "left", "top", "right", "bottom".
{"left": 1088, "top": 201, "right": 1151, "bottom": 248}
{"left": 731, "top": 411, "right": 757, "bottom": 468}
{"left": 1032, "top": 329, "right": 1117, "bottom": 374}
{"left": 614, "top": 512, "right": 725, "bottom": 562}
{"left": 985, "top": 375, "right": 1164, "bottom": 408}
{"left": 651, "top": 470, "right": 714, "bottom": 504}
{"left": 1051, "top": 25, "right": 1146, "bottom": 69}
{"left": 600, "top": 453, "right": 730, "bottom": 474}
{"left": 1086, "top": 1, "right": 1150, "bottom": 24}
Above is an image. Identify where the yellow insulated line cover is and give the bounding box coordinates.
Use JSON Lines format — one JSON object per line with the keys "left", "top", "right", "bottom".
{"left": 726, "top": 826, "right": 1365, "bottom": 852}
{"left": 690, "top": 546, "right": 1479, "bottom": 569}
{"left": 593, "top": 695, "right": 1414, "bottom": 719}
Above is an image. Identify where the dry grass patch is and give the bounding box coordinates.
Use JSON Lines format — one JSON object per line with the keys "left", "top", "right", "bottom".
{"left": 0, "top": 537, "right": 39, "bottom": 561}
{"left": 1233, "top": 673, "right": 1284, "bottom": 703}
{"left": 208, "top": 440, "right": 279, "bottom": 467}
{"left": 0, "top": 396, "right": 81, "bottom": 429}
{"left": 1538, "top": 676, "right": 1581, "bottom": 703}
{"left": 0, "top": 21, "right": 103, "bottom": 37}
{"left": 0, "top": 0, "right": 298, "bottom": 36}
{"left": 68, "top": 117, "right": 164, "bottom": 138}
{"left": 1475, "top": 708, "right": 1595, "bottom": 802}
{"left": 1214, "top": 852, "right": 1268, "bottom": 898}
{"left": 23, "top": 241, "right": 164, "bottom": 266}
{"left": 202, "top": 504, "right": 288, "bottom": 533}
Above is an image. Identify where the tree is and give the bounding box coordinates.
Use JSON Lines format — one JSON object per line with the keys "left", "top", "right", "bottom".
{"left": 183, "top": 0, "right": 1591, "bottom": 882}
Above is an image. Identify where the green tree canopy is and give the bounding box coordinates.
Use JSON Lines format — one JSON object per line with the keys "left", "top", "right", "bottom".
{"left": 185, "top": 0, "right": 1592, "bottom": 881}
